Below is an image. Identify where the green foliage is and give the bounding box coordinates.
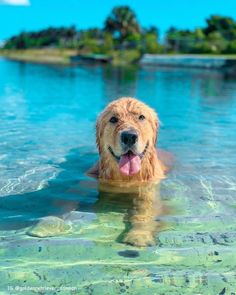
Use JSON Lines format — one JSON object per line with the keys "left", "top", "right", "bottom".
{"left": 225, "top": 40, "right": 236, "bottom": 54}
{"left": 143, "top": 33, "right": 163, "bottom": 54}
{"left": 78, "top": 38, "right": 101, "bottom": 54}
{"left": 166, "top": 16, "right": 236, "bottom": 54}
{"left": 111, "top": 49, "right": 141, "bottom": 65}
{"left": 104, "top": 6, "right": 141, "bottom": 42}
{"left": 4, "top": 7, "right": 236, "bottom": 56}
{"left": 4, "top": 26, "right": 77, "bottom": 50}
{"left": 99, "top": 33, "right": 114, "bottom": 54}
{"left": 204, "top": 15, "right": 236, "bottom": 41}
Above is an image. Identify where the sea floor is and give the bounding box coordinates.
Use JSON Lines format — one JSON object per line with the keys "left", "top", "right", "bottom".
{"left": 1, "top": 170, "right": 236, "bottom": 295}
{"left": 0, "top": 58, "right": 236, "bottom": 294}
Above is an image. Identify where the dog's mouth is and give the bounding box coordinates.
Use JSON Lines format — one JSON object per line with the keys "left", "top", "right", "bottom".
{"left": 108, "top": 142, "right": 149, "bottom": 176}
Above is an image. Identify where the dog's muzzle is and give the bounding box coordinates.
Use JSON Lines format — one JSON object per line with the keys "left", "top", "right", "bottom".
{"left": 120, "top": 130, "right": 138, "bottom": 149}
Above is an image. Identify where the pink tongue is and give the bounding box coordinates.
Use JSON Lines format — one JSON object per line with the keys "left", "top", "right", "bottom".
{"left": 119, "top": 153, "right": 141, "bottom": 176}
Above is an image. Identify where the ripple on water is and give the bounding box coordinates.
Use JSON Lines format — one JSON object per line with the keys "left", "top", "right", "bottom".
{"left": 0, "top": 60, "right": 236, "bottom": 293}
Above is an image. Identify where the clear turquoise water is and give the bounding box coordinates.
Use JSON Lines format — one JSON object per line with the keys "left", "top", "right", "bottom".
{"left": 0, "top": 58, "right": 236, "bottom": 294}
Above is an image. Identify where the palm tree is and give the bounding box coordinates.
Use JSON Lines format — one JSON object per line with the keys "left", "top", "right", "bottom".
{"left": 104, "top": 6, "right": 141, "bottom": 42}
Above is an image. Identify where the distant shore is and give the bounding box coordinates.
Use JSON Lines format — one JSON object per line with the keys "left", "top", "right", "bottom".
{"left": 0, "top": 49, "right": 141, "bottom": 66}
{"left": 1, "top": 49, "right": 236, "bottom": 69}
{"left": 140, "top": 54, "right": 236, "bottom": 71}
{"left": 0, "top": 49, "right": 78, "bottom": 65}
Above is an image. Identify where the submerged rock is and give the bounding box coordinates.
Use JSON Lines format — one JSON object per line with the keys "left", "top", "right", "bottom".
{"left": 27, "top": 216, "right": 71, "bottom": 238}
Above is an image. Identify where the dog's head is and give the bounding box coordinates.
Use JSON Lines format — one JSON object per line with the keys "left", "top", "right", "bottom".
{"left": 96, "top": 97, "right": 159, "bottom": 177}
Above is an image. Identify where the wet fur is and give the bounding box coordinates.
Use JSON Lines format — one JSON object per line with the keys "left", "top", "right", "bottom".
{"left": 92, "top": 97, "right": 170, "bottom": 181}
{"left": 88, "top": 97, "right": 172, "bottom": 247}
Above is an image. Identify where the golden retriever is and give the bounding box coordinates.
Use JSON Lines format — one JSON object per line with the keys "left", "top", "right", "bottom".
{"left": 88, "top": 97, "right": 172, "bottom": 246}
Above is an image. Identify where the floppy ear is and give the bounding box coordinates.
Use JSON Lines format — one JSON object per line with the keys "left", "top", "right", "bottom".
{"left": 96, "top": 111, "right": 107, "bottom": 154}
{"left": 150, "top": 110, "right": 160, "bottom": 146}
{"left": 96, "top": 117, "right": 102, "bottom": 154}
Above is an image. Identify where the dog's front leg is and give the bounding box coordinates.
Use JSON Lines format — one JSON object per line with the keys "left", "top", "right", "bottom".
{"left": 122, "top": 185, "right": 162, "bottom": 247}
{"left": 123, "top": 216, "right": 158, "bottom": 247}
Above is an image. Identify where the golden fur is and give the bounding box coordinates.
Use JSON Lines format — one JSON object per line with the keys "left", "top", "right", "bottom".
{"left": 91, "top": 97, "right": 170, "bottom": 182}
{"left": 88, "top": 97, "right": 172, "bottom": 247}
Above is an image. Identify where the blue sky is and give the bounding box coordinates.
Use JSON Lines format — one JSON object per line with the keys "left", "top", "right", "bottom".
{"left": 1, "top": 0, "right": 236, "bottom": 40}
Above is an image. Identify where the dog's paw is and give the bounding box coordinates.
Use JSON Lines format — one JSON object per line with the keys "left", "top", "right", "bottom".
{"left": 123, "top": 230, "right": 156, "bottom": 247}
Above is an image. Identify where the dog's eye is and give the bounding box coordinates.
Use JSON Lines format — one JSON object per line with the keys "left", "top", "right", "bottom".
{"left": 139, "top": 115, "right": 145, "bottom": 121}
{"left": 109, "top": 116, "right": 118, "bottom": 124}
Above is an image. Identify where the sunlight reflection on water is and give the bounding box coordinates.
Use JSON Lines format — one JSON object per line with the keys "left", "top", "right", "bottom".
{"left": 0, "top": 58, "right": 236, "bottom": 293}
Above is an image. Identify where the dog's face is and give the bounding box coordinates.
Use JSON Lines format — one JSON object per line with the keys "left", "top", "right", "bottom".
{"left": 96, "top": 97, "right": 159, "bottom": 177}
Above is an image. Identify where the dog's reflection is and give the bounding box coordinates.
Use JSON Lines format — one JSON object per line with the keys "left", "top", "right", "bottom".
{"left": 0, "top": 179, "right": 167, "bottom": 247}
{"left": 0, "top": 152, "right": 168, "bottom": 247}
{"left": 94, "top": 181, "right": 167, "bottom": 247}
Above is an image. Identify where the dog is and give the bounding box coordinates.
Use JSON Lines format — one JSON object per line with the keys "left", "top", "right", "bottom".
{"left": 88, "top": 97, "right": 173, "bottom": 246}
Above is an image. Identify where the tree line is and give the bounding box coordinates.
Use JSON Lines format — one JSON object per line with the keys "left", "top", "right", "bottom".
{"left": 3, "top": 6, "right": 236, "bottom": 55}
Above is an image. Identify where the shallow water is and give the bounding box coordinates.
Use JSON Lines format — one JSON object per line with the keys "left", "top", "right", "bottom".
{"left": 0, "top": 58, "right": 236, "bottom": 294}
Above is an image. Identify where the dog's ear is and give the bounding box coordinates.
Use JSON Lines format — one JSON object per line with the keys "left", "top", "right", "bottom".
{"left": 96, "top": 117, "right": 102, "bottom": 154}
{"left": 151, "top": 110, "right": 160, "bottom": 146}
{"left": 96, "top": 112, "right": 106, "bottom": 154}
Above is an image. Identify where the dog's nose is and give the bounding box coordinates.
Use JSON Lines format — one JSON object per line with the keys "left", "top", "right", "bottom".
{"left": 121, "top": 130, "right": 138, "bottom": 147}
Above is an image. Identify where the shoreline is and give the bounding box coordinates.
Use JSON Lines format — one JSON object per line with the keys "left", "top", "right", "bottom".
{"left": 0, "top": 49, "right": 141, "bottom": 66}
{"left": 140, "top": 54, "right": 236, "bottom": 71}
{"left": 0, "top": 49, "right": 78, "bottom": 65}
{"left": 1, "top": 49, "right": 236, "bottom": 68}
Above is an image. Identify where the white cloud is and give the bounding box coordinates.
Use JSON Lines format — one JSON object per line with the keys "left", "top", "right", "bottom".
{"left": 0, "top": 0, "right": 30, "bottom": 5}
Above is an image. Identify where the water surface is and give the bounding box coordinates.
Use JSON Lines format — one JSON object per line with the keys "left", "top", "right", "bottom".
{"left": 0, "top": 58, "right": 236, "bottom": 294}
